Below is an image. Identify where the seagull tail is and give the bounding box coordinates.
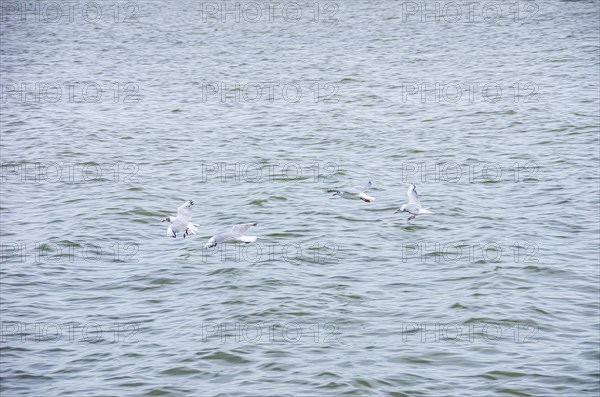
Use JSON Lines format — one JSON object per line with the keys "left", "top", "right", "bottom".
{"left": 239, "top": 235, "right": 257, "bottom": 244}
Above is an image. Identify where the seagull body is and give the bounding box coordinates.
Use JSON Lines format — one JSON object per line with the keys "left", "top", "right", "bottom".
{"left": 327, "top": 181, "right": 374, "bottom": 203}
{"left": 396, "top": 184, "right": 431, "bottom": 222}
{"left": 205, "top": 223, "right": 258, "bottom": 248}
{"left": 162, "top": 200, "right": 199, "bottom": 238}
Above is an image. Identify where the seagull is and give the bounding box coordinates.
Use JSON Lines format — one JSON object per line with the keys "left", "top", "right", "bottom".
{"left": 162, "top": 200, "right": 199, "bottom": 238}
{"left": 205, "top": 222, "right": 258, "bottom": 248}
{"left": 327, "top": 181, "right": 375, "bottom": 203}
{"left": 396, "top": 184, "right": 432, "bottom": 222}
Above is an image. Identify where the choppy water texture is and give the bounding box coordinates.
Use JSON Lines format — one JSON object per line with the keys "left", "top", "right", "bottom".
{"left": 1, "top": 1, "right": 599, "bottom": 396}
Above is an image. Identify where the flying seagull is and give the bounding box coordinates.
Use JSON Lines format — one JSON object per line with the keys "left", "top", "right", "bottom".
{"left": 205, "top": 223, "right": 258, "bottom": 248}
{"left": 396, "top": 184, "right": 432, "bottom": 222}
{"left": 162, "top": 200, "right": 199, "bottom": 238}
{"left": 327, "top": 181, "right": 375, "bottom": 203}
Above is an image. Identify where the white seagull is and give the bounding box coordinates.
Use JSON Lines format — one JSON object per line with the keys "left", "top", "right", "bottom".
{"left": 162, "top": 200, "right": 199, "bottom": 238}
{"left": 205, "top": 223, "right": 258, "bottom": 248}
{"left": 396, "top": 184, "right": 432, "bottom": 222}
{"left": 327, "top": 181, "right": 375, "bottom": 203}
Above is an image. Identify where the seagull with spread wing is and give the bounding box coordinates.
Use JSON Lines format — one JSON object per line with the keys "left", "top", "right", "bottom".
{"left": 327, "top": 181, "right": 375, "bottom": 203}
{"left": 205, "top": 222, "right": 258, "bottom": 248}
{"left": 396, "top": 184, "right": 432, "bottom": 222}
{"left": 162, "top": 200, "right": 199, "bottom": 238}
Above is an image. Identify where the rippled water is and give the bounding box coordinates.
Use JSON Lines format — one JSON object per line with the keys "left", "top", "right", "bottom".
{"left": 1, "top": 1, "right": 599, "bottom": 396}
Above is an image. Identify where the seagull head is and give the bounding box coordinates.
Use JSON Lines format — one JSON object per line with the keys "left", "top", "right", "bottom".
{"left": 162, "top": 216, "right": 171, "bottom": 223}
{"left": 185, "top": 200, "right": 194, "bottom": 207}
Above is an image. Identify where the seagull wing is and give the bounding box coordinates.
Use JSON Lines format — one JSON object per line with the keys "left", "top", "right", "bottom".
{"left": 187, "top": 223, "right": 199, "bottom": 235}
{"left": 213, "top": 233, "right": 236, "bottom": 244}
{"left": 230, "top": 222, "right": 257, "bottom": 236}
{"left": 176, "top": 201, "right": 193, "bottom": 222}
{"left": 348, "top": 181, "right": 372, "bottom": 194}
{"left": 407, "top": 184, "right": 421, "bottom": 207}
{"left": 205, "top": 232, "right": 236, "bottom": 248}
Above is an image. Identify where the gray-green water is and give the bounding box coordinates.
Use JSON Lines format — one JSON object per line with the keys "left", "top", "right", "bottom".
{"left": 1, "top": 1, "right": 599, "bottom": 396}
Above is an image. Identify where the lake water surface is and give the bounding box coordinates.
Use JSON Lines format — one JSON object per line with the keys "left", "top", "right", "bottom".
{"left": 1, "top": 1, "right": 599, "bottom": 396}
